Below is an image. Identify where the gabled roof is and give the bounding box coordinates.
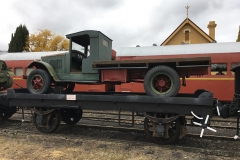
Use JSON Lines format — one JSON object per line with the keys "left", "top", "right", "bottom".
{"left": 161, "top": 18, "right": 214, "bottom": 46}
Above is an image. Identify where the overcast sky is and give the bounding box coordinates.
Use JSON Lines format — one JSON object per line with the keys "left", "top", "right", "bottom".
{"left": 0, "top": 0, "right": 240, "bottom": 52}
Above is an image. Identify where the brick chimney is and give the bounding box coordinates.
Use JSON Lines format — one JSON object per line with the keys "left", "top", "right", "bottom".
{"left": 207, "top": 21, "right": 217, "bottom": 40}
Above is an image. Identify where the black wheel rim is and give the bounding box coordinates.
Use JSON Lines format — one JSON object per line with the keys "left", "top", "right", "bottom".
{"left": 150, "top": 72, "right": 173, "bottom": 95}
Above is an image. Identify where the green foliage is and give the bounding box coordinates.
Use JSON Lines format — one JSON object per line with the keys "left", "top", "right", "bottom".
{"left": 8, "top": 24, "right": 29, "bottom": 52}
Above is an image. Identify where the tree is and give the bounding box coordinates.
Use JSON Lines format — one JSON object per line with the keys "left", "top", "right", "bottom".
{"left": 8, "top": 24, "right": 29, "bottom": 52}
{"left": 29, "top": 29, "right": 69, "bottom": 52}
{"left": 237, "top": 26, "right": 240, "bottom": 42}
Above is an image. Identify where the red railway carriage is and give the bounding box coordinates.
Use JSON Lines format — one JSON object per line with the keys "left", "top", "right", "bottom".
{"left": 1, "top": 42, "right": 240, "bottom": 102}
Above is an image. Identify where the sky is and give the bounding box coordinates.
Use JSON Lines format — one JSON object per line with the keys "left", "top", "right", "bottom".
{"left": 0, "top": 0, "right": 240, "bottom": 52}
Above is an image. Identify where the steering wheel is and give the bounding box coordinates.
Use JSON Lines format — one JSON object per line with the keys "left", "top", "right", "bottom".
{"left": 72, "top": 50, "right": 87, "bottom": 61}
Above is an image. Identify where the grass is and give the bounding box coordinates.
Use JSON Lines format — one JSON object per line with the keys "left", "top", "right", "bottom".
{"left": 0, "top": 132, "right": 159, "bottom": 160}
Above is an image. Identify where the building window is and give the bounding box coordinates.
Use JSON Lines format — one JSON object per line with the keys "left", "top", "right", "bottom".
{"left": 185, "top": 31, "right": 189, "bottom": 42}
{"left": 183, "top": 29, "right": 191, "bottom": 44}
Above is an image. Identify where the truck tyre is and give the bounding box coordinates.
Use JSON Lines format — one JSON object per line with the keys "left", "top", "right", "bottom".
{"left": 27, "top": 69, "right": 51, "bottom": 94}
{"left": 144, "top": 65, "right": 180, "bottom": 97}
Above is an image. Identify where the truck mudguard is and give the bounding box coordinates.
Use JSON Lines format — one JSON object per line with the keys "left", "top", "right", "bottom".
{"left": 27, "top": 61, "right": 60, "bottom": 82}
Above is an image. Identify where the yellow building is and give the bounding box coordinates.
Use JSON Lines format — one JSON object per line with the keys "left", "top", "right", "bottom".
{"left": 161, "top": 6, "right": 217, "bottom": 46}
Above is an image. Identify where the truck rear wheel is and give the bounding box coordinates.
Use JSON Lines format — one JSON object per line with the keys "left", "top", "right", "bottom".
{"left": 27, "top": 69, "right": 51, "bottom": 94}
{"left": 144, "top": 65, "right": 180, "bottom": 97}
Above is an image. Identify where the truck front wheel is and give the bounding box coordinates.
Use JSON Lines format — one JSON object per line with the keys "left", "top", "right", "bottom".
{"left": 144, "top": 66, "right": 180, "bottom": 97}
{"left": 27, "top": 69, "right": 51, "bottom": 94}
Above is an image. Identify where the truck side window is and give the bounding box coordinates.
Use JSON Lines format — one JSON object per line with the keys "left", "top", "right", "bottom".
{"left": 103, "top": 39, "right": 108, "bottom": 47}
{"left": 72, "top": 42, "right": 83, "bottom": 53}
{"left": 87, "top": 46, "right": 90, "bottom": 57}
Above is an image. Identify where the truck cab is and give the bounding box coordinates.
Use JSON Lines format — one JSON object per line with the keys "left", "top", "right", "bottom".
{"left": 27, "top": 30, "right": 113, "bottom": 94}
{"left": 40, "top": 30, "right": 112, "bottom": 81}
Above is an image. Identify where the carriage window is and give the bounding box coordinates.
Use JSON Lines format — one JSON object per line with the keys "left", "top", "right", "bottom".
{"left": 26, "top": 68, "right": 34, "bottom": 76}
{"left": 231, "top": 63, "right": 240, "bottom": 75}
{"left": 15, "top": 68, "right": 23, "bottom": 76}
{"left": 211, "top": 63, "right": 227, "bottom": 75}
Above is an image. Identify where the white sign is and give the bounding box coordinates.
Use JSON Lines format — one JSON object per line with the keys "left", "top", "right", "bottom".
{"left": 66, "top": 95, "right": 76, "bottom": 100}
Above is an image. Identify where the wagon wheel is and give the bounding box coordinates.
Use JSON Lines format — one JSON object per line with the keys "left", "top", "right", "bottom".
{"left": 27, "top": 69, "right": 51, "bottom": 94}
{"left": 144, "top": 115, "right": 180, "bottom": 145}
{"left": 32, "top": 109, "right": 61, "bottom": 133}
{"left": 53, "top": 83, "right": 75, "bottom": 94}
{"left": 61, "top": 109, "right": 82, "bottom": 125}
{"left": 144, "top": 65, "right": 180, "bottom": 97}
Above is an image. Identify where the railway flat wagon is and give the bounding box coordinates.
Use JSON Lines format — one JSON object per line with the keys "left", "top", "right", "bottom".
{"left": 7, "top": 87, "right": 215, "bottom": 145}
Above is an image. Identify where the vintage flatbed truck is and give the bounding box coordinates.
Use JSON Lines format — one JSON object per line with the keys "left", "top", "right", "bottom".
{"left": 26, "top": 30, "right": 211, "bottom": 97}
